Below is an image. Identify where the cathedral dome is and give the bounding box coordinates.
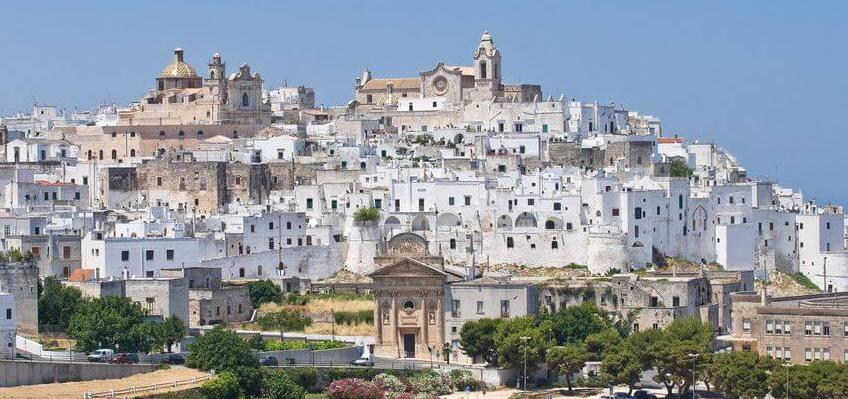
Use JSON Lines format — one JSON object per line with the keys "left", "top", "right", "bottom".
{"left": 159, "top": 48, "right": 198, "bottom": 78}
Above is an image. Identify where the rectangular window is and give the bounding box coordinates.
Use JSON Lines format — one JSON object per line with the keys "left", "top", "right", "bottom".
{"left": 506, "top": 237, "right": 514, "bottom": 248}
{"left": 612, "top": 208, "right": 620, "bottom": 217}
{"left": 121, "top": 250, "right": 130, "bottom": 261}
{"left": 476, "top": 301, "right": 484, "bottom": 314}
{"left": 452, "top": 300, "right": 461, "bottom": 317}
{"left": 5, "top": 308, "right": 11, "bottom": 319}
{"left": 785, "top": 321, "right": 791, "bottom": 335}
{"left": 448, "top": 197, "right": 455, "bottom": 206}
{"left": 528, "top": 199, "right": 535, "bottom": 206}
{"left": 634, "top": 207, "right": 642, "bottom": 220}
{"left": 306, "top": 198, "right": 313, "bottom": 209}
{"left": 743, "top": 319, "right": 751, "bottom": 333}
{"left": 766, "top": 320, "right": 774, "bottom": 334}
{"left": 823, "top": 322, "right": 830, "bottom": 336}
{"left": 166, "top": 249, "right": 174, "bottom": 260}
{"left": 553, "top": 202, "right": 561, "bottom": 211}
{"left": 672, "top": 296, "right": 680, "bottom": 307}
{"left": 449, "top": 239, "right": 456, "bottom": 249}
{"left": 145, "top": 250, "right": 154, "bottom": 261}
{"left": 805, "top": 348, "right": 812, "bottom": 362}
{"left": 806, "top": 321, "right": 813, "bottom": 336}
{"left": 464, "top": 196, "right": 471, "bottom": 206}
{"left": 268, "top": 238, "right": 274, "bottom": 250}
{"left": 500, "top": 300, "right": 510, "bottom": 317}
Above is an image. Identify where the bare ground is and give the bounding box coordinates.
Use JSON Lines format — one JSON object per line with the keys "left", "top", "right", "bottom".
{"left": 0, "top": 367, "right": 207, "bottom": 399}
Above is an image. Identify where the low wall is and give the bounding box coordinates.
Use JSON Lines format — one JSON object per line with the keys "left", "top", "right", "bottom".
{"left": 0, "top": 360, "right": 157, "bottom": 387}
{"left": 259, "top": 346, "right": 362, "bottom": 365}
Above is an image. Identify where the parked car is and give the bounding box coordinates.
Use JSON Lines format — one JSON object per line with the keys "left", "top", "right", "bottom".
{"left": 87, "top": 349, "right": 115, "bottom": 363}
{"left": 108, "top": 353, "right": 132, "bottom": 364}
{"left": 351, "top": 357, "right": 374, "bottom": 367}
{"left": 260, "top": 356, "right": 279, "bottom": 366}
{"left": 613, "top": 393, "right": 635, "bottom": 399}
{"left": 165, "top": 354, "right": 185, "bottom": 365}
{"left": 632, "top": 390, "right": 658, "bottom": 399}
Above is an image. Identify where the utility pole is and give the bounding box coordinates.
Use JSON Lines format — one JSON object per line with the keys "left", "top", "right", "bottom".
{"left": 688, "top": 353, "right": 699, "bottom": 396}
{"left": 521, "top": 336, "right": 531, "bottom": 391}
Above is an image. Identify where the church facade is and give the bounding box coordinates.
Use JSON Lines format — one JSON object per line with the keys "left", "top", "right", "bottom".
{"left": 354, "top": 32, "right": 540, "bottom": 109}
{"left": 119, "top": 48, "right": 271, "bottom": 127}
{"left": 369, "top": 232, "right": 462, "bottom": 359}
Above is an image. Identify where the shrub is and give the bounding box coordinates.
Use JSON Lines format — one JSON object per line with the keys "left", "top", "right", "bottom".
{"left": 333, "top": 310, "right": 374, "bottom": 325}
{"left": 408, "top": 370, "right": 453, "bottom": 395}
{"left": 262, "top": 371, "right": 306, "bottom": 399}
{"left": 374, "top": 373, "right": 406, "bottom": 394}
{"left": 448, "top": 369, "right": 483, "bottom": 391}
{"left": 281, "top": 367, "right": 318, "bottom": 392}
{"left": 324, "top": 367, "right": 379, "bottom": 382}
{"left": 282, "top": 293, "right": 310, "bottom": 306}
{"left": 258, "top": 310, "right": 313, "bottom": 332}
{"left": 264, "top": 340, "right": 309, "bottom": 351}
{"left": 325, "top": 378, "right": 385, "bottom": 399}
{"left": 200, "top": 372, "right": 240, "bottom": 399}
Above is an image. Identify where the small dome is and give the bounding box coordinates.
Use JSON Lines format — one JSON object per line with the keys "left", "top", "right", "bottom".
{"left": 159, "top": 48, "right": 198, "bottom": 78}
{"left": 480, "top": 31, "right": 493, "bottom": 44}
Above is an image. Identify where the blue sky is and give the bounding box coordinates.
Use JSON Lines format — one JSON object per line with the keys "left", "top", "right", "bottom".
{"left": 2, "top": 1, "right": 847, "bottom": 204}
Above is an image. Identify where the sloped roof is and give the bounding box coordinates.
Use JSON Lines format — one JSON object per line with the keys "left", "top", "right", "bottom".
{"left": 360, "top": 78, "right": 420, "bottom": 91}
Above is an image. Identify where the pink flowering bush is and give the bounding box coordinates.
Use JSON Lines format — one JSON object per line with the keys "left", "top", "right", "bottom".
{"left": 325, "top": 378, "right": 386, "bottom": 399}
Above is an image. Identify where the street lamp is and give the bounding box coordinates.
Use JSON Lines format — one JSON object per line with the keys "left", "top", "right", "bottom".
{"left": 783, "top": 361, "right": 791, "bottom": 399}
{"left": 687, "top": 353, "right": 700, "bottom": 396}
{"left": 520, "top": 336, "right": 531, "bottom": 391}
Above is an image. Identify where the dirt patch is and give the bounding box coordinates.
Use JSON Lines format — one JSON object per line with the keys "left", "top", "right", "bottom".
{"left": 0, "top": 367, "right": 207, "bottom": 399}
{"left": 758, "top": 270, "right": 819, "bottom": 297}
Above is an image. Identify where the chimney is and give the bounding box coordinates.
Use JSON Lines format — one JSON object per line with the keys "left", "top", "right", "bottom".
{"left": 174, "top": 48, "right": 185, "bottom": 62}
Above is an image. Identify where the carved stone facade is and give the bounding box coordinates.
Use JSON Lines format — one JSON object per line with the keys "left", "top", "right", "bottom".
{"left": 370, "top": 233, "right": 459, "bottom": 359}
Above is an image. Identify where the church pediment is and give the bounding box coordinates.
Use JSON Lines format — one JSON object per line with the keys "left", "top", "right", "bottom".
{"left": 369, "top": 257, "right": 447, "bottom": 279}
{"left": 420, "top": 63, "right": 463, "bottom": 78}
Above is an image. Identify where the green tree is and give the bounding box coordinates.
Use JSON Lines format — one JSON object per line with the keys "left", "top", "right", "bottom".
{"left": 669, "top": 159, "right": 693, "bottom": 178}
{"left": 546, "top": 344, "right": 587, "bottom": 391}
{"left": 247, "top": 280, "right": 282, "bottom": 308}
{"left": 125, "top": 322, "right": 164, "bottom": 353}
{"left": 38, "top": 277, "right": 84, "bottom": 331}
{"left": 262, "top": 371, "right": 306, "bottom": 399}
{"left": 159, "top": 315, "right": 187, "bottom": 353}
{"left": 543, "top": 302, "right": 612, "bottom": 345}
{"left": 186, "top": 326, "right": 259, "bottom": 371}
{"left": 583, "top": 329, "right": 621, "bottom": 361}
{"left": 602, "top": 343, "right": 646, "bottom": 395}
{"left": 200, "top": 371, "right": 241, "bottom": 399}
{"left": 459, "top": 318, "right": 501, "bottom": 365}
{"left": 247, "top": 333, "right": 266, "bottom": 350}
{"left": 767, "top": 361, "right": 847, "bottom": 399}
{"left": 67, "top": 296, "right": 147, "bottom": 352}
{"left": 651, "top": 318, "right": 713, "bottom": 396}
{"left": 493, "top": 316, "right": 550, "bottom": 369}
{"left": 709, "top": 351, "right": 774, "bottom": 399}
{"left": 353, "top": 207, "right": 380, "bottom": 223}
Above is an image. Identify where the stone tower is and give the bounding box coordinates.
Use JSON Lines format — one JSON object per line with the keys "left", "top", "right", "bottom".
{"left": 206, "top": 52, "right": 228, "bottom": 105}
{"left": 471, "top": 31, "right": 502, "bottom": 101}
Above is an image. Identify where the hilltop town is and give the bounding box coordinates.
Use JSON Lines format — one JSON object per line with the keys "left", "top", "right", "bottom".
{"left": 1, "top": 32, "right": 847, "bottom": 398}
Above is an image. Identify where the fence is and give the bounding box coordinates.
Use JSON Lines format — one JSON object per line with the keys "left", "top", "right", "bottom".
{"left": 15, "top": 335, "right": 88, "bottom": 362}
{"left": 83, "top": 372, "right": 213, "bottom": 399}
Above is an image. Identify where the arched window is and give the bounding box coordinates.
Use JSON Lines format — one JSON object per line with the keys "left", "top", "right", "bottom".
{"left": 98, "top": 150, "right": 104, "bottom": 160}
{"left": 130, "top": 149, "right": 136, "bottom": 157}
{"left": 111, "top": 149, "right": 117, "bottom": 160}
{"left": 257, "top": 265, "right": 263, "bottom": 276}
{"left": 242, "top": 93, "right": 249, "bottom": 107}
{"left": 210, "top": 70, "right": 215, "bottom": 79}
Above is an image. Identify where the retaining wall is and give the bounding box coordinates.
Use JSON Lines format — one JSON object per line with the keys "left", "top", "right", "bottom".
{"left": 0, "top": 360, "right": 157, "bottom": 387}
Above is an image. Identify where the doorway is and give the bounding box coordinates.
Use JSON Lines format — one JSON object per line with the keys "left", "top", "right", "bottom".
{"left": 403, "top": 334, "right": 416, "bottom": 358}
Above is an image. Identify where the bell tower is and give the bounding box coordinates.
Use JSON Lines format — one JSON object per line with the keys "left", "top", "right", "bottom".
{"left": 206, "top": 52, "right": 227, "bottom": 105}
{"left": 472, "top": 31, "right": 502, "bottom": 101}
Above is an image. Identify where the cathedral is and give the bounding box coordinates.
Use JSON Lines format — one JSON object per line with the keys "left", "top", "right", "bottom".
{"left": 353, "top": 32, "right": 541, "bottom": 108}
{"left": 119, "top": 48, "right": 271, "bottom": 126}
